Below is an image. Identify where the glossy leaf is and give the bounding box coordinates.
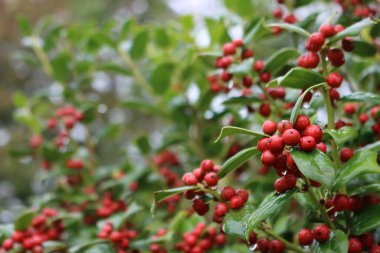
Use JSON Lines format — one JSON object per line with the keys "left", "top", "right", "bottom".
{"left": 270, "top": 67, "right": 325, "bottom": 89}
{"left": 359, "top": 141, "right": 380, "bottom": 152}
{"left": 223, "top": 96, "right": 262, "bottom": 105}
{"left": 290, "top": 82, "right": 325, "bottom": 124}
{"left": 244, "top": 19, "right": 270, "bottom": 44}
{"left": 340, "top": 91, "right": 380, "bottom": 104}
{"left": 349, "top": 205, "right": 380, "bottom": 235}
{"left": 348, "top": 183, "right": 380, "bottom": 196}
{"left": 222, "top": 204, "right": 255, "bottom": 237}
{"left": 245, "top": 190, "right": 295, "bottom": 237}
{"left": 312, "top": 230, "right": 348, "bottom": 253}
{"left": 329, "top": 18, "right": 378, "bottom": 43}
{"left": 298, "top": 13, "right": 319, "bottom": 29}
{"left": 323, "top": 126, "right": 358, "bottom": 150}
{"left": 130, "top": 30, "right": 149, "bottom": 59}
{"left": 151, "top": 186, "right": 199, "bottom": 215}
{"left": 228, "top": 58, "right": 254, "bottom": 75}
{"left": 215, "top": 126, "right": 268, "bottom": 143}
{"left": 267, "top": 23, "right": 310, "bottom": 37}
{"left": 150, "top": 63, "right": 174, "bottom": 94}
{"left": 218, "top": 147, "right": 259, "bottom": 178}
{"left": 14, "top": 210, "right": 36, "bottom": 231}
{"left": 134, "top": 135, "right": 151, "bottom": 154}
{"left": 291, "top": 149, "right": 335, "bottom": 188}
{"left": 263, "top": 48, "right": 299, "bottom": 76}
{"left": 351, "top": 40, "right": 377, "bottom": 57}
{"left": 333, "top": 150, "right": 380, "bottom": 190}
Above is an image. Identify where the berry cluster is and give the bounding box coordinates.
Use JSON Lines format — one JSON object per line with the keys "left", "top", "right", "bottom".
{"left": 297, "top": 225, "right": 331, "bottom": 246}
{"left": 96, "top": 192, "right": 128, "bottom": 219}
{"left": 174, "top": 223, "right": 226, "bottom": 253}
{"left": 247, "top": 232, "right": 286, "bottom": 253}
{"left": 257, "top": 117, "right": 325, "bottom": 192}
{"left": 325, "top": 193, "right": 379, "bottom": 215}
{"left": 149, "top": 229, "right": 168, "bottom": 253}
{"left": 97, "top": 222, "right": 138, "bottom": 252}
{"left": 1, "top": 208, "right": 64, "bottom": 252}
{"left": 335, "top": 0, "right": 377, "bottom": 18}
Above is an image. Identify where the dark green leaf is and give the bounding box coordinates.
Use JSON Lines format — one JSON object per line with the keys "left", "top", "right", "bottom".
{"left": 51, "top": 52, "right": 71, "bottom": 83}
{"left": 218, "top": 147, "right": 259, "bottom": 179}
{"left": 228, "top": 58, "right": 254, "bottom": 75}
{"left": 244, "top": 19, "right": 271, "bottom": 44}
{"left": 350, "top": 205, "right": 380, "bottom": 235}
{"left": 312, "top": 230, "right": 348, "bottom": 253}
{"left": 223, "top": 96, "right": 262, "bottom": 105}
{"left": 151, "top": 186, "right": 199, "bottom": 215}
{"left": 150, "top": 63, "right": 174, "bottom": 94}
{"left": 333, "top": 150, "right": 380, "bottom": 190}
{"left": 119, "top": 19, "right": 135, "bottom": 40}
{"left": 270, "top": 67, "right": 325, "bottom": 89}
{"left": 323, "top": 126, "right": 358, "bottom": 150}
{"left": 298, "top": 13, "right": 319, "bottom": 29}
{"left": 348, "top": 183, "right": 380, "bottom": 196}
{"left": 359, "top": 141, "right": 380, "bottom": 152}
{"left": 222, "top": 204, "right": 255, "bottom": 237}
{"left": 290, "top": 82, "right": 325, "bottom": 124}
{"left": 130, "top": 30, "right": 149, "bottom": 59}
{"left": 17, "top": 16, "right": 33, "bottom": 36}
{"left": 245, "top": 190, "right": 295, "bottom": 237}
{"left": 351, "top": 40, "right": 377, "bottom": 57}
{"left": 68, "top": 239, "right": 109, "bottom": 253}
{"left": 155, "top": 27, "right": 170, "bottom": 48}
{"left": 123, "top": 100, "right": 163, "bottom": 115}
{"left": 215, "top": 126, "right": 268, "bottom": 143}
{"left": 329, "top": 18, "right": 378, "bottom": 43}
{"left": 134, "top": 135, "right": 151, "bottom": 154}
{"left": 224, "top": 0, "right": 254, "bottom": 17}
{"left": 96, "top": 63, "right": 130, "bottom": 75}
{"left": 263, "top": 48, "right": 299, "bottom": 76}
{"left": 267, "top": 23, "right": 310, "bottom": 37}
{"left": 291, "top": 149, "right": 335, "bottom": 188}
{"left": 340, "top": 91, "right": 380, "bottom": 104}
{"left": 15, "top": 210, "right": 36, "bottom": 231}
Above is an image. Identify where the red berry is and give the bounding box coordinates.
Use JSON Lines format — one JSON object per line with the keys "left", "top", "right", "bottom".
{"left": 300, "top": 136, "right": 316, "bottom": 152}
{"left": 329, "top": 88, "right": 340, "bottom": 101}
{"left": 248, "top": 232, "right": 258, "bottom": 245}
{"left": 327, "top": 48, "right": 345, "bottom": 67}
{"left": 219, "top": 56, "right": 233, "bottom": 68}
{"left": 229, "top": 196, "right": 244, "bottom": 210}
{"left": 192, "top": 199, "right": 209, "bottom": 215}
{"left": 221, "top": 187, "right": 236, "bottom": 201}
{"left": 268, "top": 135, "right": 284, "bottom": 153}
{"left": 215, "top": 234, "right": 226, "bottom": 245}
{"left": 201, "top": 160, "right": 214, "bottom": 172}
{"left": 360, "top": 233, "right": 374, "bottom": 249}
{"left": 348, "top": 238, "right": 362, "bottom": 253}
{"left": 334, "top": 24, "right": 345, "bottom": 33}
{"left": 342, "top": 38, "right": 355, "bottom": 52}
{"left": 348, "top": 196, "right": 364, "bottom": 212}
{"left": 295, "top": 115, "right": 311, "bottom": 131}
{"left": 370, "top": 246, "right": 380, "bottom": 253}
{"left": 204, "top": 172, "right": 219, "bottom": 187}
{"left": 298, "top": 228, "right": 314, "bottom": 246}
{"left": 277, "top": 120, "right": 293, "bottom": 134}
{"left": 340, "top": 148, "right": 354, "bottom": 162}
{"left": 232, "top": 39, "right": 244, "bottom": 47}
{"left": 257, "top": 238, "right": 270, "bottom": 252}
{"left": 262, "top": 120, "right": 278, "bottom": 135}
{"left": 359, "top": 113, "right": 369, "bottom": 124}
{"left": 319, "top": 24, "right": 336, "bottom": 37}
{"left": 192, "top": 168, "right": 205, "bottom": 181}
{"left": 316, "top": 142, "right": 327, "bottom": 153}
{"left": 259, "top": 103, "right": 271, "bottom": 117}
{"left": 110, "top": 231, "right": 122, "bottom": 242}
{"left": 236, "top": 189, "right": 249, "bottom": 203}
{"left": 282, "top": 129, "right": 301, "bottom": 146}
{"left": 312, "top": 225, "right": 330, "bottom": 243}
{"left": 306, "top": 32, "right": 325, "bottom": 52}
{"left": 64, "top": 117, "right": 76, "bottom": 129}
{"left": 326, "top": 72, "right": 343, "bottom": 88}
{"left": 260, "top": 72, "right": 271, "bottom": 83}
{"left": 182, "top": 172, "right": 198, "bottom": 185}
{"left": 272, "top": 8, "right": 283, "bottom": 19}
{"left": 283, "top": 14, "right": 297, "bottom": 24}
{"left": 334, "top": 194, "right": 350, "bottom": 211}
{"left": 253, "top": 60, "right": 264, "bottom": 72}
{"left": 303, "top": 124, "right": 323, "bottom": 143}
{"left": 261, "top": 150, "right": 277, "bottom": 166}
{"left": 242, "top": 48, "right": 254, "bottom": 59}
{"left": 221, "top": 71, "right": 233, "bottom": 82}
{"left": 243, "top": 76, "right": 254, "bottom": 88}
{"left": 274, "top": 177, "right": 287, "bottom": 193}
{"left": 299, "top": 52, "right": 320, "bottom": 68}
{"left": 213, "top": 202, "right": 229, "bottom": 217}
{"left": 269, "top": 239, "right": 286, "bottom": 253}
{"left": 223, "top": 43, "right": 236, "bottom": 55}
{"left": 2, "top": 239, "right": 13, "bottom": 250}
{"left": 344, "top": 103, "right": 357, "bottom": 115}
{"left": 257, "top": 138, "right": 269, "bottom": 152}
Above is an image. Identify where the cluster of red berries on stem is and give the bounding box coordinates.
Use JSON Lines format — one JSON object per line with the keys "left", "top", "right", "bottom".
{"left": 1, "top": 208, "right": 64, "bottom": 253}
{"left": 247, "top": 232, "right": 286, "bottom": 253}
{"left": 174, "top": 223, "right": 226, "bottom": 253}
{"left": 149, "top": 229, "right": 168, "bottom": 253}
{"left": 96, "top": 192, "right": 128, "bottom": 219}
{"left": 97, "top": 222, "right": 138, "bottom": 252}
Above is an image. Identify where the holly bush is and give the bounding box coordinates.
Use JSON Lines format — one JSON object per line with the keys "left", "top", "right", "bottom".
{"left": 2, "top": 0, "right": 380, "bottom": 252}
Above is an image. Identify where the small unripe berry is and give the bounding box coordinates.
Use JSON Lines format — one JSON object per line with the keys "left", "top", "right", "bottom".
{"left": 300, "top": 136, "right": 316, "bottom": 152}
{"left": 312, "top": 225, "right": 331, "bottom": 243}
{"left": 282, "top": 129, "right": 301, "bottom": 146}
{"left": 262, "top": 120, "right": 278, "bottom": 135}
{"left": 298, "top": 228, "right": 314, "bottom": 246}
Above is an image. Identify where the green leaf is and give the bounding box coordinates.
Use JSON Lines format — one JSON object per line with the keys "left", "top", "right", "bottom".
{"left": 329, "top": 18, "right": 378, "bottom": 43}
{"left": 351, "top": 40, "right": 377, "bottom": 57}
{"left": 270, "top": 67, "right": 325, "bottom": 89}
{"left": 224, "top": 0, "right": 254, "bottom": 17}
{"left": 215, "top": 126, "right": 268, "bottom": 143}
{"left": 298, "top": 13, "right": 319, "bottom": 29}
{"left": 263, "top": 48, "right": 299, "bottom": 76}
{"left": 151, "top": 186, "right": 199, "bottom": 215}
{"left": 222, "top": 204, "right": 255, "bottom": 237}
{"left": 96, "top": 63, "right": 130, "bottom": 75}
{"left": 218, "top": 147, "right": 259, "bottom": 179}
{"left": 119, "top": 19, "right": 135, "bottom": 40}
{"left": 134, "top": 135, "right": 151, "bottom": 154}
{"left": 348, "top": 183, "right": 380, "bottom": 196}
{"left": 340, "top": 91, "right": 380, "bottom": 104}
{"left": 267, "top": 23, "right": 310, "bottom": 37}
{"left": 359, "top": 141, "right": 380, "bottom": 152}
{"left": 12, "top": 91, "right": 28, "bottom": 108}
{"left": 312, "top": 230, "right": 348, "bottom": 253}
{"left": 333, "top": 150, "right": 380, "bottom": 190}
{"left": 228, "top": 58, "right": 254, "bottom": 75}
{"left": 14, "top": 210, "right": 36, "bottom": 231}
{"left": 290, "top": 82, "right": 325, "bottom": 124}
{"left": 154, "top": 27, "right": 170, "bottom": 48}
{"left": 17, "top": 16, "right": 33, "bottom": 36}
{"left": 68, "top": 239, "right": 109, "bottom": 253}
{"left": 349, "top": 205, "right": 380, "bottom": 235}
{"left": 123, "top": 100, "right": 163, "bottom": 115}
{"left": 130, "top": 30, "right": 149, "bottom": 59}
{"left": 291, "top": 149, "right": 335, "bottom": 188}
{"left": 223, "top": 96, "right": 262, "bottom": 106}
{"left": 323, "top": 126, "right": 358, "bottom": 150}
{"left": 244, "top": 19, "right": 271, "bottom": 44}
{"left": 51, "top": 52, "right": 71, "bottom": 83}
{"left": 150, "top": 63, "right": 174, "bottom": 94}
{"left": 245, "top": 190, "right": 295, "bottom": 237}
